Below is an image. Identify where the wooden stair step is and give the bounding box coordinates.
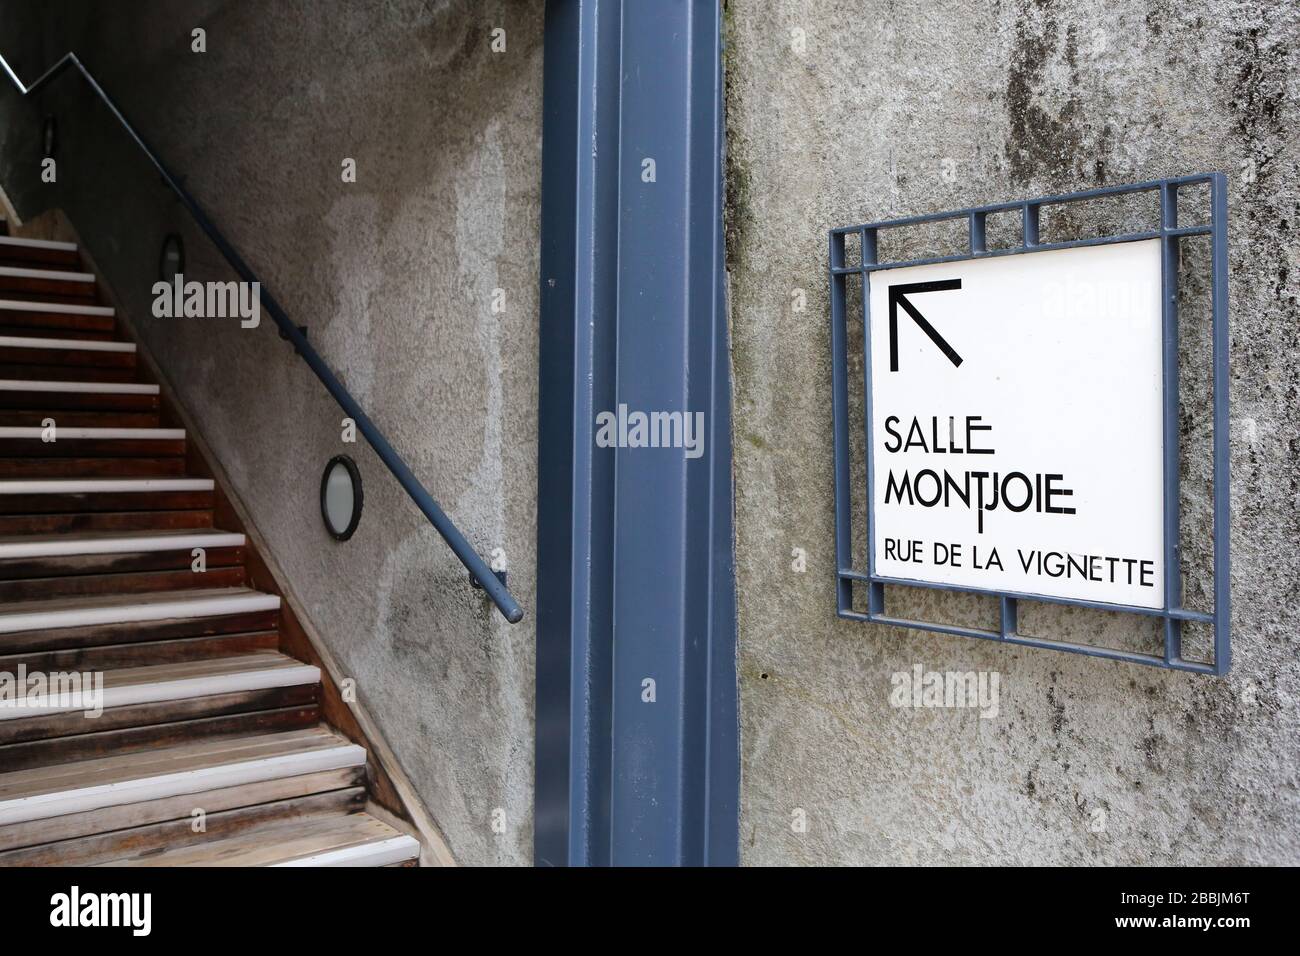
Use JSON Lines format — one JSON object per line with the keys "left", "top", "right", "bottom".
{"left": 0, "top": 528, "right": 240, "bottom": 560}
{"left": 0, "top": 564, "right": 245, "bottom": 602}
{"left": 0, "top": 236, "right": 81, "bottom": 269}
{"left": 0, "top": 352, "right": 135, "bottom": 371}
{"left": 0, "top": 693, "right": 319, "bottom": 773}
{"left": 0, "top": 660, "right": 317, "bottom": 767}
{"left": 0, "top": 765, "right": 363, "bottom": 857}
{"left": 0, "top": 478, "right": 213, "bottom": 515}
{"left": 0, "top": 426, "right": 182, "bottom": 440}
{"left": 0, "top": 786, "right": 363, "bottom": 866}
{"left": 0, "top": 766, "right": 363, "bottom": 856}
{"left": 0, "top": 265, "right": 98, "bottom": 301}
{"left": 0, "top": 326, "right": 117, "bottom": 342}
{"left": 98, "top": 810, "right": 419, "bottom": 867}
{"left": 0, "top": 726, "right": 363, "bottom": 826}
{"left": 0, "top": 426, "right": 186, "bottom": 459}
{"left": 0, "top": 587, "right": 280, "bottom": 637}
{"left": 0, "top": 297, "right": 113, "bottom": 321}
{"left": 0, "top": 651, "right": 319, "bottom": 722}
{"left": 0, "top": 379, "right": 153, "bottom": 395}
{"left": 0, "top": 335, "right": 133, "bottom": 354}
{"left": 0, "top": 396, "right": 159, "bottom": 413}
{"left": 0, "top": 510, "right": 211, "bottom": 535}
{"left": 0, "top": 380, "right": 156, "bottom": 413}
{"left": 0, "top": 530, "right": 246, "bottom": 584}
{"left": 0, "top": 335, "right": 135, "bottom": 369}
{"left": 0, "top": 364, "right": 140, "bottom": 383}
{"left": 0, "top": 410, "right": 160, "bottom": 427}
{"left": 0, "top": 307, "right": 114, "bottom": 338}
{"left": 0, "top": 493, "right": 211, "bottom": 516}
{"left": 0, "top": 605, "right": 280, "bottom": 655}
{"left": 0, "top": 477, "right": 211, "bottom": 491}
{"left": 1, "top": 629, "right": 279, "bottom": 675}
{"left": 0, "top": 458, "right": 185, "bottom": 478}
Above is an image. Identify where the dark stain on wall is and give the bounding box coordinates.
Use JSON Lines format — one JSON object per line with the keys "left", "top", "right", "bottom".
{"left": 1004, "top": 0, "right": 1083, "bottom": 187}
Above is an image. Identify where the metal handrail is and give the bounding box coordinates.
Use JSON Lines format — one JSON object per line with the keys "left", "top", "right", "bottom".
{"left": 0, "top": 51, "right": 523, "bottom": 623}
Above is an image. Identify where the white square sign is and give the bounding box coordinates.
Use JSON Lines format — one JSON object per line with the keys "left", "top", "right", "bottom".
{"left": 867, "top": 239, "right": 1165, "bottom": 609}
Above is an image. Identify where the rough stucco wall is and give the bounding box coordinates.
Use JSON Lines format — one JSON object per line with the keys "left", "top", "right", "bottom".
{"left": 0, "top": 0, "right": 541, "bottom": 865}
{"left": 726, "top": 0, "right": 1299, "bottom": 864}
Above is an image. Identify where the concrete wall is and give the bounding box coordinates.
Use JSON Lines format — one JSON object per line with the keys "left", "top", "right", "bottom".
{"left": 0, "top": 0, "right": 542, "bottom": 865}
{"left": 725, "top": 0, "right": 1299, "bottom": 863}
{"left": 2, "top": 0, "right": 1295, "bottom": 868}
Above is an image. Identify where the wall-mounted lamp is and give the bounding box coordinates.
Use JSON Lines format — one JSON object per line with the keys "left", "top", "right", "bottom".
{"left": 158, "top": 233, "right": 184, "bottom": 282}
{"left": 320, "top": 455, "right": 363, "bottom": 541}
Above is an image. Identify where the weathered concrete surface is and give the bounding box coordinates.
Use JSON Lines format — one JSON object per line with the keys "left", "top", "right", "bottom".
{"left": 0, "top": 0, "right": 542, "bottom": 865}
{"left": 725, "top": 0, "right": 1299, "bottom": 863}
{"left": 2, "top": 0, "right": 1296, "bottom": 868}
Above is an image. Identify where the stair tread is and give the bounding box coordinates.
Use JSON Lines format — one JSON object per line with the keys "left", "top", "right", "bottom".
{"left": 0, "top": 586, "right": 273, "bottom": 615}
{"left": 0, "top": 478, "right": 212, "bottom": 493}
{"left": 0, "top": 299, "right": 113, "bottom": 317}
{"left": 0, "top": 529, "right": 244, "bottom": 560}
{"left": 0, "top": 727, "right": 356, "bottom": 803}
{"left": 96, "top": 810, "right": 416, "bottom": 867}
{"left": 0, "top": 588, "right": 279, "bottom": 635}
{"left": 0, "top": 427, "right": 183, "bottom": 438}
{"left": 0, "top": 650, "right": 319, "bottom": 722}
{"left": 0, "top": 335, "right": 133, "bottom": 353}
{"left": 0, "top": 380, "right": 156, "bottom": 394}
{"left": 0, "top": 237, "right": 78, "bottom": 253}
{"left": 0, "top": 528, "right": 240, "bottom": 544}
{"left": 90, "top": 651, "right": 311, "bottom": 686}
{"left": 0, "top": 266, "right": 95, "bottom": 283}
{"left": 0, "top": 645, "right": 295, "bottom": 676}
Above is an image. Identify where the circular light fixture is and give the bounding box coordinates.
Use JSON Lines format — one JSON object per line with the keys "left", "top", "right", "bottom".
{"left": 42, "top": 115, "right": 56, "bottom": 157}
{"left": 320, "top": 455, "right": 363, "bottom": 541}
{"left": 158, "top": 233, "right": 184, "bottom": 283}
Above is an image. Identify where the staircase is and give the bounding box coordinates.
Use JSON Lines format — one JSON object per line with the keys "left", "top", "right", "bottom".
{"left": 0, "top": 234, "right": 421, "bottom": 866}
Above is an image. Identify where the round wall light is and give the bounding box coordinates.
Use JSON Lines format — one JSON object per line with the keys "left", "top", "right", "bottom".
{"left": 42, "top": 115, "right": 56, "bottom": 158}
{"left": 159, "top": 233, "right": 184, "bottom": 283}
{"left": 320, "top": 455, "right": 363, "bottom": 541}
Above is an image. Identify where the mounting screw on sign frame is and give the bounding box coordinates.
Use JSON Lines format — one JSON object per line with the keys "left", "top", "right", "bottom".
{"left": 827, "top": 174, "right": 1230, "bottom": 674}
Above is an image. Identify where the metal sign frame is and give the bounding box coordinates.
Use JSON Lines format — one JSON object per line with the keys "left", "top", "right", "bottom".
{"left": 828, "top": 174, "right": 1230, "bottom": 674}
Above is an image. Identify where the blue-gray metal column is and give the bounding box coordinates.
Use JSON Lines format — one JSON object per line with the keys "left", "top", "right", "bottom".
{"left": 535, "top": 0, "right": 738, "bottom": 866}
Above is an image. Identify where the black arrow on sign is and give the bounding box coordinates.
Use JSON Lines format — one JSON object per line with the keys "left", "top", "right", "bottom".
{"left": 888, "top": 279, "right": 963, "bottom": 371}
